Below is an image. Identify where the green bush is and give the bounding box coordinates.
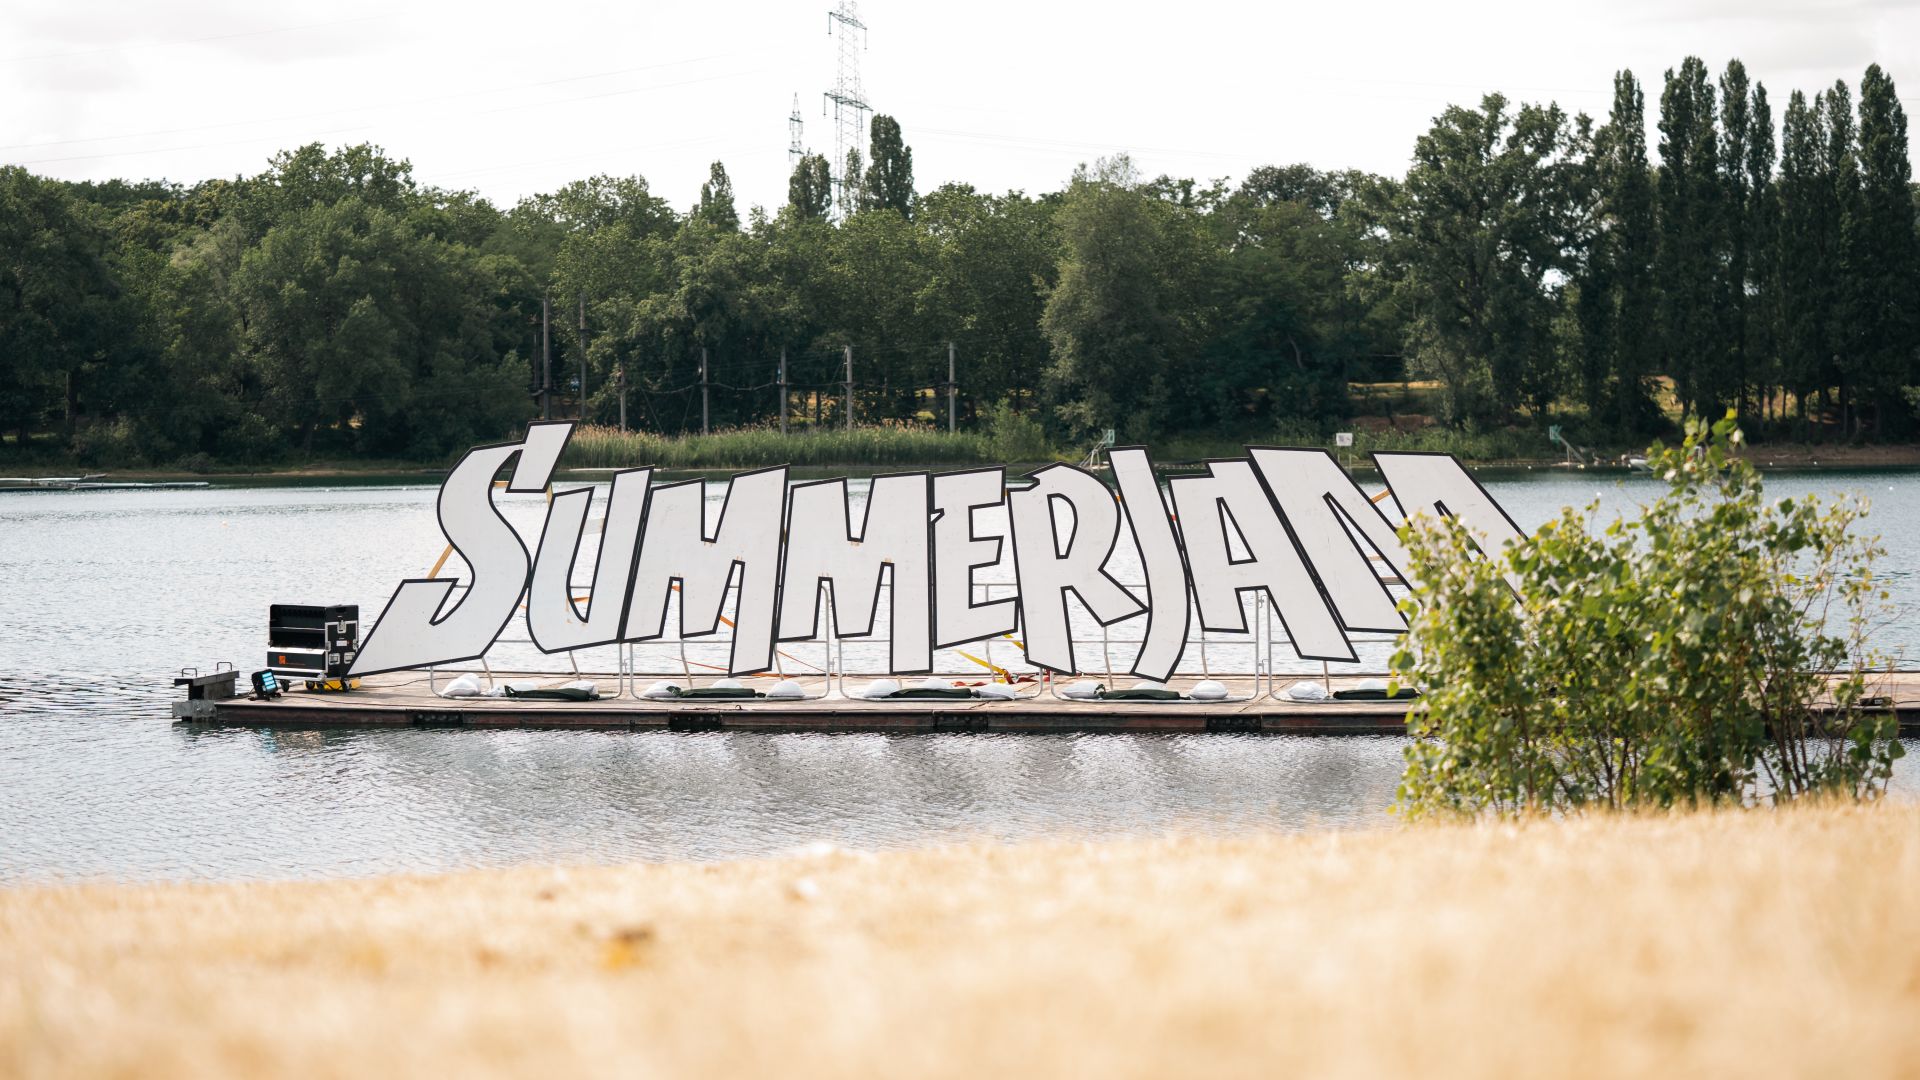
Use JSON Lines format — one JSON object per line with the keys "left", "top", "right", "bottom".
{"left": 980, "top": 399, "right": 1052, "bottom": 462}
{"left": 1391, "top": 412, "right": 1902, "bottom": 816}
{"left": 68, "top": 418, "right": 144, "bottom": 467}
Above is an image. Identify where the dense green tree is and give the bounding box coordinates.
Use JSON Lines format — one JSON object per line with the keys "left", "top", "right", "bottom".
{"left": 1577, "top": 72, "right": 1660, "bottom": 430}
{"left": 695, "top": 162, "right": 739, "bottom": 232}
{"left": 230, "top": 193, "right": 525, "bottom": 457}
{"left": 1826, "top": 80, "right": 1862, "bottom": 431}
{"left": 1719, "top": 61, "right": 1755, "bottom": 416}
{"left": 786, "top": 154, "right": 833, "bottom": 222}
{"left": 862, "top": 115, "right": 915, "bottom": 218}
{"left": 1744, "top": 83, "right": 1780, "bottom": 418}
{"left": 1849, "top": 64, "right": 1920, "bottom": 433}
{"left": 8, "top": 57, "right": 1920, "bottom": 466}
{"left": 1206, "top": 166, "right": 1397, "bottom": 424}
{"left": 516, "top": 175, "right": 675, "bottom": 240}
{"left": 1776, "top": 89, "right": 1833, "bottom": 429}
{"left": 915, "top": 184, "right": 1058, "bottom": 418}
{"left": 841, "top": 148, "right": 864, "bottom": 219}
{"left": 1380, "top": 95, "right": 1576, "bottom": 425}
{"left": 1041, "top": 156, "right": 1216, "bottom": 439}
{"left": 0, "top": 168, "right": 130, "bottom": 446}
{"left": 819, "top": 206, "right": 932, "bottom": 420}
{"left": 1656, "top": 57, "right": 1729, "bottom": 418}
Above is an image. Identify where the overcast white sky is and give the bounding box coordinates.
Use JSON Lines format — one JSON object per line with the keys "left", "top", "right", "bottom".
{"left": 4, "top": 0, "right": 1917, "bottom": 213}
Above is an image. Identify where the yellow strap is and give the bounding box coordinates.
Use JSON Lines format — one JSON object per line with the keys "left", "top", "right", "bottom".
{"left": 952, "top": 648, "right": 1012, "bottom": 682}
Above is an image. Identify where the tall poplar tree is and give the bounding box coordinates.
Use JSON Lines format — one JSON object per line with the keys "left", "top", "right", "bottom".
{"left": 861, "top": 115, "right": 915, "bottom": 217}
{"left": 1719, "top": 61, "right": 1753, "bottom": 416}
{"left": 841, "top": 148, "right": 864, "bottom": 218}
{"left": 1744, "top": 83, "right": 1780, "bottom": 418}
{"left": 1849, "top": 64, "right": 1920, "bottom": 434}
{"left": 695, "top": 161, "right": 738, "bottom": 231}
{"left": 786, "top": 153, "right": 833, "bottom": 222}
{"left": 1580, "top": 71, "right": 1659, "bottom": 430}
{"left": 1825, "top": 81, "right": 1861, "bottom": 432}
{"left": 1776, "top": 90, "right": 1832, "bottom": 431}
{"left": 1656, "top": 57, "right": 1727, "bottom": 418}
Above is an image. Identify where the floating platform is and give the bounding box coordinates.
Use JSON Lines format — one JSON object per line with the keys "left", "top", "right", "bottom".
{"left": 174, "top": 671, "right": 1920, "bottom": 735}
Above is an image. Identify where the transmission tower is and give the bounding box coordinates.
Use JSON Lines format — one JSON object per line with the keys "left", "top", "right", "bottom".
{"left": 821, "top": 0, "right": 870, "bottom": 218}
{"left": 788, "top": 93, "right": 806, "bottom": 171}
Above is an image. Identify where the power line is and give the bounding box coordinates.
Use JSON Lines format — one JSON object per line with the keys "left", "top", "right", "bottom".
{"left": 0, "top": 54, "right": 735, "bottom": 154}
{"left": 7, "top": 68, "right": 767, "bottom": 170}
{"left": 0, "top": 14, "right": 388, "bottom": 66}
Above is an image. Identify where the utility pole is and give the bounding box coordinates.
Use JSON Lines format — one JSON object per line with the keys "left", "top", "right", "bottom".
{"left": 788, "top": 94, "right": 806, "bottom": 172}
{"left": 946, "top": 340, "right": 956, "bottom": 435}
{"left": 779, "top": 348, "right": 789, "bottom": 436}
{"left": 540, "top": 294, "right": 551, "bottom": 421}
{"left": 822, "top": 1, "right": 871, "bottom": 219}
{"left": 616, "top": 366, "right": 627, "bottom": 433}
{"left": 576, "top": 295, "right": 588, "bottom": 422}
{"left": 843, "top": 344, "right": 854, "bottom": 431}
{"left": 700, "top": 347, "right": 710, "bottom": 436}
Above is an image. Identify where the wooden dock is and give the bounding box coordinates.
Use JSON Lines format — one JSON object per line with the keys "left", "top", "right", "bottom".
{"left": 176, "top": 671, "right": 1920, "bottom": 735}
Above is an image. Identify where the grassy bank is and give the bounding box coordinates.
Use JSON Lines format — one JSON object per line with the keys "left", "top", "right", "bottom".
{"left": 557, "top": 423, "right": 1567, "bottom": 470}
{"left": 9, "top": 424, "right": 1920, "bottom": 481}
{"left": 4, "top": 802, "right": 1917, "bottom": 1078}
{"left": 561, "top": 424, "right": 1005, "bottom": 469}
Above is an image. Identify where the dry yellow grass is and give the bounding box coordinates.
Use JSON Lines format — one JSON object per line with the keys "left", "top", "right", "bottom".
{"left": 4, "top": 803, "right": 1919, "bottom": 1079}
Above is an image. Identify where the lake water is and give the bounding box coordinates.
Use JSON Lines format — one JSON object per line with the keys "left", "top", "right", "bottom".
{"left": 2, "top": 467, "right": 1916, "bottom": 883}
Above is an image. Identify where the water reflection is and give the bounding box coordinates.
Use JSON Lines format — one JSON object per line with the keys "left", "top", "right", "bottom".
{"left": 2, "top": 472, "right": 1917, "bottom": 883}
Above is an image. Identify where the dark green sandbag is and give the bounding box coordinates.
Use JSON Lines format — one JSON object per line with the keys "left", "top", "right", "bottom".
{"left": 1098, "top": 688, "right": 1183, "bottom": 701}
{"left": 1331, "top": 687, "right": 1421, "bottom": 701}
{"left": 887, "top": 687, "right": 977, "bottom": 700}
{"left": 503, "top": 686, "right": 599, "bottom": 702}
{"left": 677, "top": 686, "right": 765, "bottom": 699}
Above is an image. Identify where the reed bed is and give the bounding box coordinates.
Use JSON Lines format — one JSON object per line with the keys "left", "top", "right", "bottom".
{"left": 4, "top": 802, "right": 1917, "bottom": 1078}
{"left": 561, "top": 425, "right": 1009, "bottom": 470}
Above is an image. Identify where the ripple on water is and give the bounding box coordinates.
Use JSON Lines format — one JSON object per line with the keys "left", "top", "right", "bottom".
{"left": 2, "top": 475, "right": 1917, "bottom": 883}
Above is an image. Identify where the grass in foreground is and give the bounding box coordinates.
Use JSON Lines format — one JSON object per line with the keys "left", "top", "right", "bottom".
{"left": 3, "top": 802, "right": 1918, "bottom": 1078}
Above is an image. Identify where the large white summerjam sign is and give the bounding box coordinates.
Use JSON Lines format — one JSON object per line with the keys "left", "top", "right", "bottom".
{"left": 346, "top": 422, "right": 1523, "bottom": 681}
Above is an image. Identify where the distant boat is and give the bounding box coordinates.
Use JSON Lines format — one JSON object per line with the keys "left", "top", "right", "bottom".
{"left": 1624, "top": 456, "right": 1651, "bottom": 472}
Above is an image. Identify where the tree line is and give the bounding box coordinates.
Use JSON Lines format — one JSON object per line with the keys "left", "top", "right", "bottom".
{"left": 1, "top": 56, "right": 1916, "bottom": 467}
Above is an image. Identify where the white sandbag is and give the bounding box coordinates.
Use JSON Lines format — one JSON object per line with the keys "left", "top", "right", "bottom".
{"left": 858, "top": 679, "right": 902, "bottom": 700}
{"left": 437, "top": 673, "right": 484, "bottom": 698}
{"left": 972, "top": 683, "right": 1018, "bottom": 700}
{"left": 1285, "top": 680, "right": 1331, "bottom": 702}
{"left": 1059, "top": 680, "right": 1104, "bottom": 700}
{"left": 1189, "top": 679, "right": 1229, "bottom": 700}
{"left": 766, "top": 679, "right": 807, "bottom": 699}
{"left": 640, "top": 680, "right": 684, "bottom": 700}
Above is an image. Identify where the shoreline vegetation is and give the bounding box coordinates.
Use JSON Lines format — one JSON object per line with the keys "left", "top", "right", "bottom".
{"left": 6, "top": 58, "right": 1920, "bottom": 477}
{"left": 8, "top": 423, "right": 1920, "bottom": 484}
{"left": 3, "top": 802, "right": 1916, "bottom": 1078}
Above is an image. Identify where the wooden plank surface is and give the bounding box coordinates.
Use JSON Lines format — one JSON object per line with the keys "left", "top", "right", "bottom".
{"left": 184, "top": 670, "right": 1920, "bottom": 735}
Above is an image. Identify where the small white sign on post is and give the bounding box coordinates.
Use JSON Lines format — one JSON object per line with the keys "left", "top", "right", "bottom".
{"left": 1334, "top": 432, "right": 1354, "bottom": 448}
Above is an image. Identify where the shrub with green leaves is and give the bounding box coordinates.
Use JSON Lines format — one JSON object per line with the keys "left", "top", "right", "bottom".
{"left": 1391, "top": 412, "right": 1901, "bottom": 816}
